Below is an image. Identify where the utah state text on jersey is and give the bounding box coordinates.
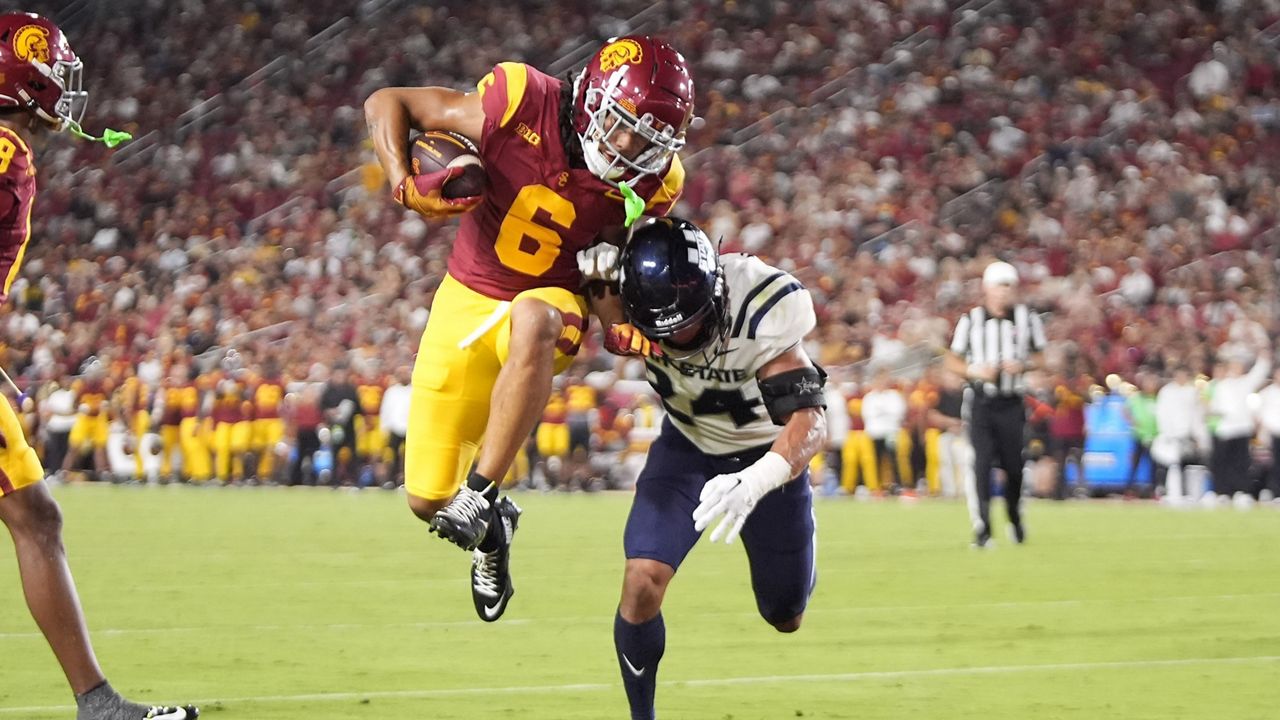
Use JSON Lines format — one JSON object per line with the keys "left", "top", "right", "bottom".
{"left": 647, "top": 354, "right": 750, "bottom": 384}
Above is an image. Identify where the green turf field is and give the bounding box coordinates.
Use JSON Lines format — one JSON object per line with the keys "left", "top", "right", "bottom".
{"left": 1, "top": 485, "right": 1277, "bottom": 719}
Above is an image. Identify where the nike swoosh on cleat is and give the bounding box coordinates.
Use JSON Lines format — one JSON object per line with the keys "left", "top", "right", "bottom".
{"left": 621, "top": 654, "right": 646, "bottom": 677}
{"left": 482, "top": 601, "right": 504, "bottom": 619}
{"left": 146, "top": 709, "right": 195, "bottom": 720}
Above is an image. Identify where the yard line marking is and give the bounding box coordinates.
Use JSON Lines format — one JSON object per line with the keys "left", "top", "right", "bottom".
{"left": 2, "top": 655, "right": 1278, "bottom": 714}
{"left": 4, "top": 592, "right": 1278, "bottom": 640}
{"left": 0, "top": 618, "right": 533, "bottom": 640}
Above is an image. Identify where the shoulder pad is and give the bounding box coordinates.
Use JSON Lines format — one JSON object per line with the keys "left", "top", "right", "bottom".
{"left": 644, "top": 154, "right": 685, "bottom": 215}
{"left": 477, "top": 62, "right": 532, "bottom": 129}
{"left": 727, "top": 257, "right": 815, "bottom": 346}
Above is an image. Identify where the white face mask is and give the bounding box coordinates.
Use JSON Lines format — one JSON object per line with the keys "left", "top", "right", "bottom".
{"left": 575, "top": 67, "right": 683, "bottom": 185}
{"left": 581, "top": 136, "right": 627, "bottom": 181}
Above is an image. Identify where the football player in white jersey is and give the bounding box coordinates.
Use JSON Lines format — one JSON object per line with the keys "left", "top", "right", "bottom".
{"left": 579, "top": 217, "right": 827, "bottom": 720}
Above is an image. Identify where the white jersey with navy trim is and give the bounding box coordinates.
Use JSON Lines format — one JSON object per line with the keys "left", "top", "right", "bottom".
{"left": 645, "top": 253, "right": 816, "bottom": 455}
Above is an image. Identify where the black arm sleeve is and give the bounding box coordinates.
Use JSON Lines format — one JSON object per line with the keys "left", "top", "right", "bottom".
{"left": 757, "top": 365, "right": 827, "bottom": 426}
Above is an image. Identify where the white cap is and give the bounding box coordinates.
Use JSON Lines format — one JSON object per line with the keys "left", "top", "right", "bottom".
{"left": 982, "top": 261, "right": 1018, "bottom": 288}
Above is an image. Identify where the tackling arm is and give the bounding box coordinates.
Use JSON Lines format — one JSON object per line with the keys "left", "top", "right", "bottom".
{"left": 758, "top": 344, "right": 827, "bottom": 478}
{"left": 692, "top": 344, "right": 826, "bottom": 544}
{"left": 577, "top": 227, "right": 662, "bottom": 358}
{"left": 581, "top": 226, "right": 629, "bottom": 326}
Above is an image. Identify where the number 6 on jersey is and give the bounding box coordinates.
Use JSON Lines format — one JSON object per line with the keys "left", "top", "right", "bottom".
{"left": 494, "top": 184, "right": 576, "bottom": 277}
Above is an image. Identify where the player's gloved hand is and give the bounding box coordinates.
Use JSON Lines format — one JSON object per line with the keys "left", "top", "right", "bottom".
{"left": 692, "top": 452, "right": 793, "bottom": 544}
{"left": 576, "top": 243, "right": 621, "bottom": 283}
{"left": 394, "top": 166, "right": 481, "bottom": 218}
{"left": 604, "top": 323, "right": 663, "bottom": 358}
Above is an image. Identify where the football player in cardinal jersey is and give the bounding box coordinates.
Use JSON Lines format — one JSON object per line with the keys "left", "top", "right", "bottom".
{"left": 364, "top": 35, "right": 692, "bottom": 621}
{"left": 579, "top": 218, "right": 826, "bottom": 720}
{"left": 0, "top": 12, "right": 198, "bottom": 720}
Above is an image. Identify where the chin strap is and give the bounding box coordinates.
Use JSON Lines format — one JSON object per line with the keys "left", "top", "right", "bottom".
{"left": 65, "top": 119, "right": 132, "bottom": 148}
{"left": 619, "top": 181, "right": 644, "bottom": 228}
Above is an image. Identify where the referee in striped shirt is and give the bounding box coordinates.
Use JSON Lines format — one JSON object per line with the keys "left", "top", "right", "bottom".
{"left": 946, "top": 261, "right": 1046, "bottom": 548}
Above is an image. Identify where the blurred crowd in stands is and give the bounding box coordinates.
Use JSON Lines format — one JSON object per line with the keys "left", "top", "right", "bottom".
{"left": 5, "top": 0, "right": 1280, "bottom": 498}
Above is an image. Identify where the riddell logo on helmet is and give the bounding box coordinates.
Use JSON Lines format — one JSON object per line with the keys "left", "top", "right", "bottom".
{"left": 13, "top": 25, "right": 51, "bottom": 64}
{"left": 599, "top": 38, "right": 643, "bottom": 72}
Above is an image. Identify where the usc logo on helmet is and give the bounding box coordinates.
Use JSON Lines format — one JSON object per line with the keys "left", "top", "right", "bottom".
{"left": 13, "top": 24, "right": 50, "bottom": 64}
{"left": 598, "top": 38, "right": 643, "bottom": 73}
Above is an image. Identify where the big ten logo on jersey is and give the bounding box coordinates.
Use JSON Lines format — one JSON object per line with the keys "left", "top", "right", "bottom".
{"left": 515, "top": 122, "right": 541, "bottom": 146}
{"left": 599, "top": 38, "right": 643, "bottom": 73}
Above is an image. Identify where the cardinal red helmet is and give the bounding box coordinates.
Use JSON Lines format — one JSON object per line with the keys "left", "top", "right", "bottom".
{"left": 0, "top": 12, "right": 86, "bottom": 129}
{"left": 573, "top": 35, "right": 694, "bottom": 183}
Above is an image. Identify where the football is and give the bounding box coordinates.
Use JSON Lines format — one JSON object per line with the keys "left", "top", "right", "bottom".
{"left": 408, "top": 130, "right": 486, "bottom": 199}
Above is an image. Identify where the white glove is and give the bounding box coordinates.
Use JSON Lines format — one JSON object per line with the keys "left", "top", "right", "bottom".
{"left": 576, "top": 243, "right": 621, "bottom": 283}
{"left": 692, "top": 452, "right": 793, "bottom": 544}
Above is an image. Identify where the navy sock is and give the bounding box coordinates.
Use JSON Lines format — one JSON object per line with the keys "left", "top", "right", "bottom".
{"left": 615, "top": 610, "right": 665, "bottom": 720}
{"left": 468, "top": 470, "right": 503, "bottom": 552}
{"left": 466, "top": 470, "right": 499, "bottom": 503}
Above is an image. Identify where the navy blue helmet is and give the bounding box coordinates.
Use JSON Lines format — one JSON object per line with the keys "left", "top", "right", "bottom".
{"left": 618, "top": 217, "right": 728, "bottom": 357}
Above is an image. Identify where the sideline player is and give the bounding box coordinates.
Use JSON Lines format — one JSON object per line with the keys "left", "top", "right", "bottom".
{"left": 579, "top": 218, "right": 826, "bottom": 719}
{"left": 365, "top": 35, "right": 692, "bottom": 620}
{"left": 63, "top": 358, "right": 111, "bottom": 479}
{"left": 0, "top": 12, "right": 198, "bottom": 719}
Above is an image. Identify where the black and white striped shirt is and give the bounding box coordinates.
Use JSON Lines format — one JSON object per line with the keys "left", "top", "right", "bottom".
{"left": 950, "top": 305, "right": 1046, "bottom": 397}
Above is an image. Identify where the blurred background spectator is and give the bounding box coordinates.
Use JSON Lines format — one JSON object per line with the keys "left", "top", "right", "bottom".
{"left": 3, "top": 0, "right": 1276, "bottom": 502}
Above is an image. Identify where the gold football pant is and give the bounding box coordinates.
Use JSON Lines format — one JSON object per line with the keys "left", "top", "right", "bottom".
{"left": 404, "top": 273, "right": 586, "bottom": 501}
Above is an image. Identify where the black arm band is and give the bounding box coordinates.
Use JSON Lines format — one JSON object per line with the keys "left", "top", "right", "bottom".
{"left": 757, "top": 365, "right": 827, "bottom": 426}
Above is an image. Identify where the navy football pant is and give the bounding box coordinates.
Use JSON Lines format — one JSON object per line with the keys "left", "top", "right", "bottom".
{"left": 623, "top": 421, "right": 816, "bottom": 625}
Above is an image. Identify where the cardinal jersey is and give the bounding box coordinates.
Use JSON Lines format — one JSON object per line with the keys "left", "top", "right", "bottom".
{"left": 75, "top": 378, "right": 110, "bottom": 416}
{"left": 0, "top": 126, "right": 36, "bottom": 301}
{"left": 356, "top": 380, "right": 384, "bottom": 417}
{"left": 211, "top": 382, "right": 245, "bottom": 424}
{"left": 448, "top": 62, "right": 684, "bottom": 301}
{"left": 644, "top": 254, "right": 816, "bottom": 456}
{"left": 253, "top": 380, "right": 284, "bottom": 420}
{"left": 160, "top": 383, "right": 185, "bottom": 426}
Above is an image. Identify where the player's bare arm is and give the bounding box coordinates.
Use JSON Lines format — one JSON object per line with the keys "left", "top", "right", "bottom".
{"left": 756, "top": 344, "right": 827, "bottom": 478}
{"left": 0, "top": 12, "right": 199, "bottom": 718}
{"left": 584, "top": 281, "right": 625, "bottom": 327}
{"left": 577, "top": 228, "right": 664, "bottom": 358}
{"left": 364, "top": 86, "right": 484, "bottom": 190}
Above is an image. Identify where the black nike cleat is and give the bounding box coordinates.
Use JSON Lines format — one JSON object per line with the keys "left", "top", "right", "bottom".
{"left": 143, "top": 708, "right": 199, "bottom": 720}
{"left": 471, "top": 496, "right": 521, "bottom": 622}
{"left": 428, "top": 485, "right": 492, "bottom": 551}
